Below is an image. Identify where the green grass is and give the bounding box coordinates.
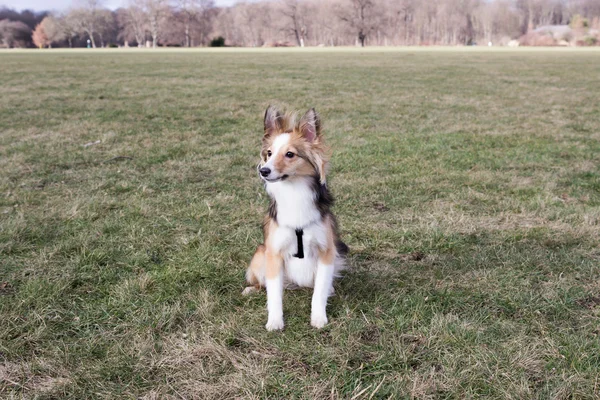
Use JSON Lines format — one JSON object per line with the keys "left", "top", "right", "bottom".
{"left": 1, "top": 48, "right": 599, "bottom": 399}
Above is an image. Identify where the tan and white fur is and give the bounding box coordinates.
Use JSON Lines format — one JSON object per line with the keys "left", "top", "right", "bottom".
{"left": 243, "top": 106, "right": 348, "bottom": 331}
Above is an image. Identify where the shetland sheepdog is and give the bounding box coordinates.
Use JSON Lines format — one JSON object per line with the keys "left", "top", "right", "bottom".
{"left": 243, "top": 106, "right": 348, "bottom": 331}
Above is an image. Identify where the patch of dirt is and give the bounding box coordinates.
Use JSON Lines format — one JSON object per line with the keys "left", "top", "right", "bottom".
{"left": 0, "top": 361, "right": 71, "bottom": 394}
{"left": 359, "top": 325, "right": 381, "bottom": 343}
{"left": 576, "top": 296, "right": 600, "bottom": 309}
{"left": 0, "top": 281, "right": 13, "bottom": 295}
{"left": 398, "top": 252, "right": 426, "bottom": 262}
{"left": 372, "top": 202, "right": 389, "bottom": 212}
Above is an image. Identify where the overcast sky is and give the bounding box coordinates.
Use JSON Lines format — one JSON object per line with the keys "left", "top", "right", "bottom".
{"left": 0, "top": 0, "right": 239, "bottom": 12}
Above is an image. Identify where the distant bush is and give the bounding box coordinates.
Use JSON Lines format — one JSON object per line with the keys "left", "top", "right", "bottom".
{"left": 570, "top": 14, "right": 589, "bottom": 29}
{"left": 108, "top": 43, "right": 118, "bottom": 48}
{"left": 583, "top": 36, "right": 598, "bottom": 46}
{"left": 519, "top": 32, "right": 556, "bottom": 46}
{"left": 0, "top": 19, "right": 31, "bottom": 48}
{"left": 210, "top": 36, "right": 225, "bottom": 47}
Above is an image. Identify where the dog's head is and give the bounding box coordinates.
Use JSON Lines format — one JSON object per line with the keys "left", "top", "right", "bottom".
{"left": 258, "top": 106, "right": 329, "bottom": 184}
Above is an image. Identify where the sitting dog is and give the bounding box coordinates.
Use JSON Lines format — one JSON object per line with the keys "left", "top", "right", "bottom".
{"left": 243, "top": 106, "right": 348, "bottom": 331}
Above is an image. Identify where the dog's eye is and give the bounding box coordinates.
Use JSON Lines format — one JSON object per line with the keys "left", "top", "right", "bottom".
{"left": 267, "top": 150, "right": 272, "bottom": 157}
{"left": 285, "top": 152, "right": 294, "bottom": 158}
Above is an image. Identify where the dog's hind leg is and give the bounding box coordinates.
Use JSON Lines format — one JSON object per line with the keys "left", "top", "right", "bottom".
{"left": 243, "top": 245, "right": 266, "bottom": 296}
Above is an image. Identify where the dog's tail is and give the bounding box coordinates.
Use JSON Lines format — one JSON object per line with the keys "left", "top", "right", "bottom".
{"left": 333, "top": 239, "right": 349, "bottom": 277}
{"left": 336, "top": 239, "right": 349, "bottom": 257}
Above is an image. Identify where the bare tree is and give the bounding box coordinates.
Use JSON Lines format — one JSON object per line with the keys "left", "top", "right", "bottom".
{"left": 67, "top": 0, "right": 106, "bottom": 47}
{"left": 40, "top": 16, "right": 66, "bottom": 47}
{"left": 175, "top": 0, "right": 214, "bottom": 47}
{"left": 231, "top": 2, "right": 274, "bottom": 47}
{"left": 336, "top": 0, "right": 381, "bottom": 46}
{"left": 392, "top": 0, "right": 416, "bottom": 44}
{"left": 4, "top": 0, "right": 600, "bottom": 48}
{"left": 67, "top": 9, "right": 94, "bottom": 46}
{"left": 177, "top": 0, "right": 195, "bottom": 47}
{"left": 280, "top": 0, "right": 307, "bottom": 47}
{"left": 307, "top": 0, "right": 343, "bottom": 46}
{"left": 55, "top": 13, "right": 78, "bottom": 48}
{"left": 117, "top": 5, "right": 147, "bottom": 46}
{"left": 95, "top": 9, "right": 116, "bottom": 47}
{"left": 142, "top": 0, "right": 169, "bottom": 47}
{"left": 213, "top": 7, "right": 238, "bottom": 45}
{"left": 195, "top": 0, "right": 216, "bottom": 46}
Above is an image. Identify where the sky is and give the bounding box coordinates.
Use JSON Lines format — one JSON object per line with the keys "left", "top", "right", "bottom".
{"left": 0, "top": 0, "right": 238, "bottom": 12}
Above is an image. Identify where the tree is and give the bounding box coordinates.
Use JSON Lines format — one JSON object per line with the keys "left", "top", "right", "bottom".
{"left": 0, "top": 20, "right": 31, "bottom": 48}
{"left": 213, "top": 7, "right": 237, "bottom": 45}
{"left": 54, "top": 13, "right": 79, "bottom": 47}
{"left": 386, "top": 0, "right": 416, "bottom": 45}
{"left": 336, "top": 0, "right": 381, "bottom": 47}
{"left": 0, "top": 8, "right": 47, "bottom": 31}
{"left": 117, "top": 5, "right": 147, "bottom": 46}
{"left": 67, "top": 8, "right": 95, "bottom": 47}
{"left": 67, "top": 0, "right": 106, "bottom": 47}
{"left": 3, "top": 0, "right": 600, "bottom": 48}
{"left": 176, "top": 0, "right": 205, "bottom": 47}
{"left": 40, "top": 16, "right": 66, "bottom": 47}
{"left": 280, "top": 0, "right": 307, "bottom": 47}
{"left": 142, "top": 0, "right": 169, "bottom": 48}
{"left": 31, "top": 22, "right": 48, "bottom": 48}
{"left": 193, "top": 0, "right": 215, "bottom": 46}
{"left": 231, "top": 2, "right": 274, "bottom": 47}
{"left": 95, "top": 9, "right": 116, "bottom": 47}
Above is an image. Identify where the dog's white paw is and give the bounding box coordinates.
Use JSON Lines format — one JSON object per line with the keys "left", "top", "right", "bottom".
{"left": 311, "top": 314, "right": 328, "bottom": 329}
{"left": 265, "top": 318, "right": 284, "bottom": 331}
{"left": 242, "top": 286, "right": 258, "bottom": 296}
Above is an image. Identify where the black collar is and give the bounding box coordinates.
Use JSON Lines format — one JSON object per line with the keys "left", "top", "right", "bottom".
{"left": 293, "top": 229, "right": 304, "bottom": 259}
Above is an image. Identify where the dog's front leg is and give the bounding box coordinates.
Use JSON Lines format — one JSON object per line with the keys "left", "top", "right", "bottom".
{"left": 265, "top": 250, "right": 284, "bottom": 331}
{"left": 311, "top": 254, "right": 335, "bottom": 329}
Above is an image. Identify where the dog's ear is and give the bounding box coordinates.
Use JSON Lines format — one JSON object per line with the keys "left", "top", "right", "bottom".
{"left": 314, "top": 152, "right": 328, "bottom": 185}
{"left": 264, "top": 105, "right": 282, "bottom": 137}
{"left": 298, "top": 108, "right": 321, "bottom": 142}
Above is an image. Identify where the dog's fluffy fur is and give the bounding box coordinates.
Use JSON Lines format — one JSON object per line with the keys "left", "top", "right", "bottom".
{"left": 243, "top": 106, "right": 348, "bottom": 331}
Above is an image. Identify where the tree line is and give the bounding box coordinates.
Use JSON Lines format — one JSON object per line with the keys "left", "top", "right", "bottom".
{"left": 1, "top": 0, "right": 599, "bottom": 49}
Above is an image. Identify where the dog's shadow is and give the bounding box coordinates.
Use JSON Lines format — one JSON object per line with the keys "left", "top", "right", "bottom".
{"left": 326, "top": 250, "right": 407, "bottom": 321}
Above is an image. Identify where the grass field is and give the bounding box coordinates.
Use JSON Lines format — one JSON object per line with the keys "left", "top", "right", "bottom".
{"left": 1, "top": 48, "right": 599, "bottom": 399}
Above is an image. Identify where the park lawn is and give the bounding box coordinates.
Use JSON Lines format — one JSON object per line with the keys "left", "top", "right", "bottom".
{"left": 1, "top": 48, "right": 599, "bottom": 399}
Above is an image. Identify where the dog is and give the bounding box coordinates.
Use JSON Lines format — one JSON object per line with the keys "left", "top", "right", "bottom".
{"left": 242, "top": 106, "right": 348, "bottom": 331}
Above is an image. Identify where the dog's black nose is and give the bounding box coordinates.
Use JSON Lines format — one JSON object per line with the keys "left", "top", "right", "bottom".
{"left": 259, "top": 167, "right": 271, "bottom": 177}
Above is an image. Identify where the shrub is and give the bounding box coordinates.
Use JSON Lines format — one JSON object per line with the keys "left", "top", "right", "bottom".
{"left": 519, "top": 32, "right": 556, "bottom": 46}
{"left": 570, "top": 14, "right": 589, "bottom": 29}
{"left": 0, "top": 20, "right": 31, "bottom": 48}
{"left": 210, "top": 36, "right": 225, "bottom": 47}
{"left": 108, "top": 43, "right": 118, "bottom": 48}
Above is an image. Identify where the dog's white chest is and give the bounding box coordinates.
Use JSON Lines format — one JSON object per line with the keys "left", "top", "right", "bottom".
{"left": 269, "top": 223, "right": 328, "bottom": 288}
{"left": 266, "top": 178, "right": 321, "bottom": 229}
{"left": 266, "top": 177, "right": 329, "bottom": 288}
{"left": 284, "top": 228, "right": 318, "bottom": 288}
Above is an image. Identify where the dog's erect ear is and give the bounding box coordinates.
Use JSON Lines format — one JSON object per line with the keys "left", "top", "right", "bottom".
{"left": 298, "top": 108, "right": 321, "bottom": 142}
{"left": 264, "top": 105, "right": 282, "bottom": 137}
